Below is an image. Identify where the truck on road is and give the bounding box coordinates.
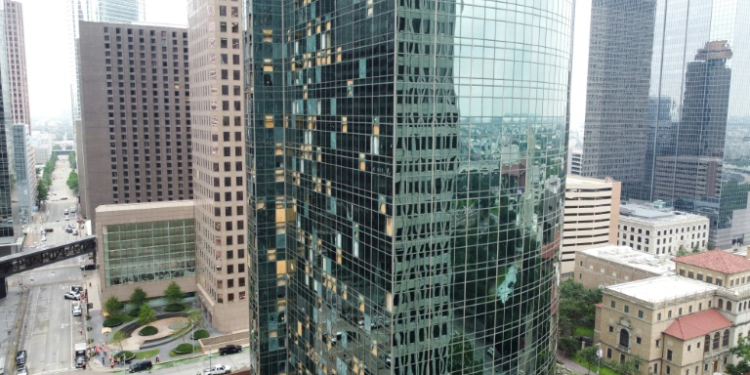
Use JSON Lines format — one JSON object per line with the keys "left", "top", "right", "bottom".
{"left": 74, "top": 343, "right": 86, "bottom": 368}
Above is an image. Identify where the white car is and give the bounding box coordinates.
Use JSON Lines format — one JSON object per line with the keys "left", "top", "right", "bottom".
{"left": 202, "top": 365, "right": 232, "bottom": 375}
{"left": 63, "top": 292, "right": 80, "bottom": 300}
{"left": 72, "top": 305, "right": 82, "bottom": 316}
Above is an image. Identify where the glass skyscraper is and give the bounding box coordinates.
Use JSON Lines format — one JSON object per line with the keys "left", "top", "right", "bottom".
{"left": 244, "top": 0, "right": 573, "bottom": 374}
{"left": 582, "top": 0, "right": 750, "bottom": 249}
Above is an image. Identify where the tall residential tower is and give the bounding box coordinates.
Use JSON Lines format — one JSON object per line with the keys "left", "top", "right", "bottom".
{"left": 4, "top": 0, "right": 30, "bottom": 127}
{"left": 187, "top": 0, "right": 249, "bottom": 332}
{"left": 582, "top": 0, "right": 750, "bottom": 248}
{"left": 244, "top": 0, "right": 574, "bottom": 373}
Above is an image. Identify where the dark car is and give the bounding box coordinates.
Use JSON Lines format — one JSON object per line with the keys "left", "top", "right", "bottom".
{"left": 44, "top": 228, "right": 53, "bottom": 233}
{"left": 16, "top": 350, "right": 27, "bottom": 366}
{"left": 75, "top": 356, "right": 85, "bottom": 368}
{"left": 80, "top": 264, "right": 96, "bottom": 271}
{"left": 218, "top": 345, "right": 242, "bottom": 355}
{"left": 128, "top": 360, "right": 152, "bottom": 373}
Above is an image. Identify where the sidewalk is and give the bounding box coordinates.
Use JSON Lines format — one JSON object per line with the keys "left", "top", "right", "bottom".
{"left": 556, "top": 352, "right": 596, "bottom": 375}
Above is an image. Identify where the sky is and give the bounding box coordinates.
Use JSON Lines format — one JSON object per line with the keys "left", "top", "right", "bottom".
{"left": 21, "top": 0, "right": 591, "bottom": 127}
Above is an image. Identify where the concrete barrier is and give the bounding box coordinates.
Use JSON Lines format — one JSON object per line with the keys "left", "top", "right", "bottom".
{"left": 198, "top": 330, "right": 250, "bottom": 351}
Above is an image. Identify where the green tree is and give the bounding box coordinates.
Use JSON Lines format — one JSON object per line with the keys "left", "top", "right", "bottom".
{"left": 612, "top": 358, "right": 641, "bottom": 375}
{"left": 53, "top": 144, "right": 62, "bottom": 150}
{"left": 138, "top": 304, "right": 157, "bottom": 326}
{"left": 448, "top": 332, "right": 483, "bottom": 374}
{"left": 708, "top": 241, "right": 716, "bottom": 250}
{"left": 68, "top": 151, "right": 77, "bottom": 169}
{"left": 104, "top": 295, "right": 123, "bottom": 316}
{"left": 676, "top": 246, "right": 689, "bottom": 257}
{"left": 557, "top": 336, "right": 579, "bottom": 357}
{"left": 558, "top": 280, "right": 602, "bottom": 336}
{"left": 112, "top": 330, "right": 127, "bottom": 353}
{"left": 36, "top": 182, "right": 48, "bottom": 202}
{"left": 164, "top": 281, "right": 184, "bottom": 304}
{"left": 129, "top": 288, "right": 147, "bottom": 308}
{"left": 577, "top": 346, "right": 598, "bottom": 375}
{"left": 66, "top": 171, "right": 78, "bottom": 192}
{"left": 726, "top": 336, "right": 750, "bottom": 375}
{"left": 188, "top": 309, "right": 204, "bottom": 331}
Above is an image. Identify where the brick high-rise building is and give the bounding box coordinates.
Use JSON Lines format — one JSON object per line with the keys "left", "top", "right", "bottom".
{"left": 3, "top": 0, "right": 29, "bottom": 127}
{"left": 187, "top": 0, "right": 248, "bottom": 332}
{"left": 77, "top": 22, "right": 193, "bottom": 226}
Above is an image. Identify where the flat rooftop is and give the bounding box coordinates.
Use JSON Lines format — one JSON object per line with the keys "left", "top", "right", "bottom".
{"left": 581, "top": 245, "right": 674, "bottom": 275}
{"left": 619, "top": 203, "right": 708, "bottom": 224}
{"left": 95, "top": 200, "right": 194, "bottom": 213}
{"left": 607, "top": 275, "right": 718, "bottom": 303}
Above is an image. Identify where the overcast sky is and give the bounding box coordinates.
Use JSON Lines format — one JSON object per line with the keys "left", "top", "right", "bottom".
{"left": 21, "top": 0, "right": 591, "bottom": 127}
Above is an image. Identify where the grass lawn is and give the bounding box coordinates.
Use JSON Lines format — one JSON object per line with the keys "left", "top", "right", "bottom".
{"left": 575, "top": 326, "right": 595, "bottom": 338}
{"left": 135, "top": 349, "right": 160, "bottom": 360}
{"left": 169, "top": 344, "right": 202, "bottom": 358}
{"left": 572, "top": 356, "right": 619, "bottom": 375}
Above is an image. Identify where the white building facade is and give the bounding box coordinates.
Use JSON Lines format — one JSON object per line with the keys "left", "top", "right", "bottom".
{"left": 618, "top": 202, "right": 710, "bottom": 255}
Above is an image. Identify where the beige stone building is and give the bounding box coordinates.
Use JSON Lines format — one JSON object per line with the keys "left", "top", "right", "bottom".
{"left": 618, "top": 202, "right": 710, "bottom": 255}
{"left": 187, "top": 0, "right": 248, "bottom": 332}
{"left": 561, "top": 175, "right": 621, "bottom": 278}
{"left": 595, "top": 250, "right": 750, "bottom": 375}
{"left": 95, "top": 201, "right": 196, "bottom": 301}
{"left": 3, "top": 0, "right": 30, "bottom": 126}
{"left": 574, "top": 245, "right": 673, "bottom": 289}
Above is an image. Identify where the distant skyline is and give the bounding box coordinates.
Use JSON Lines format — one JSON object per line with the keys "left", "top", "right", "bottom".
{"left": 21, "top": 0, "right": 188, "bottom": 123}
{"left": 19, "top": 0, "right": 591, "bottom": 126}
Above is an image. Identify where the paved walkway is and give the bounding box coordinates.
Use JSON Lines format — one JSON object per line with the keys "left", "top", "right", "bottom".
{"left": 557, "top": 351, "right": 596, "bottom": 375}
{"left": 122, "top": 317, "right": 189, "bottom": 351}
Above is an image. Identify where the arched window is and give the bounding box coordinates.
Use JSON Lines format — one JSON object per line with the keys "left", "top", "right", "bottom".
{"left": 723, "top": 330, "right": 730, "bottom": 347}
{"left": 619, "top": 329, "right": 630, "bottom": 349}
{"left": 719, "top": 299, "right": 724, "bottom": 309}
{"left": 713, "top": 332, "right": 721, "bottom": 349}
{"left": 727, "top": 301, "right": 733, "bottom": 311}
{"left": 705, "top": 335, "right": 711, "bottom": 352}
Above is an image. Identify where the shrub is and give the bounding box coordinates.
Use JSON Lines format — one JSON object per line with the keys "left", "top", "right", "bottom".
{"left": 138, "top": 326, "right": 158, "bottom": 336}
{"left": 86, "top": 315, "right": 91, "bottom": 320}
{"left": 103, "top": 317, "right": 123, "bottom": 327}
{"left": 192, "top": 329, "right": 210, "bottom": 340}
{"left": 138, "top": 304, "right": 157, "bottom": 326}
{"left": 104, "top": 296, "right": 124, "bottom": 316}
{"left": 164, "top": 303, "right": 185, "bottom": 312}
{"left": 128, "top": 308, "right": 140, "bottom": 318}
{"left": 87, "top": 338, "right": 94, "bottom": 344}
{"left": 114, "top": 351, "right": 135, "bottom": 362}
{"left": 173, "top": 343, "right": 196, "bottom": 355}
{"left": 129, "top": 288, "right": 147, "bottom": 308}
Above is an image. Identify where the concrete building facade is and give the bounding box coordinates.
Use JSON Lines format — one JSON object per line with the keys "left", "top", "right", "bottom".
{"left": 186, "top": 0, "right": 248, "bottom": 332}
{"left": 618, "top": 202, "right": 710, "bottom": 255}
{"left": 95, "top": 200, "right": 196, "bottom": 301}
{"left": 574, "top": 245, "right": 674, "bottom": 289}
{"left": 3, "top": 0, "right": 29, "bottom": 127}
{"left": 30, "top": 131, "right": 52, "bottom": 164}
{"left": 77, "top": 22, "right": 193, "bottom": 226}
{"left": 561, "top": 175, "right": 621, "bottom": 278}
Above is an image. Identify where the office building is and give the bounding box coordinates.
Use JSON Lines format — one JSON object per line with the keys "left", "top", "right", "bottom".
{"left": 581, "top": 1, "right": 750, "bottom": 249}
{"left": 561, "top": 175, "right": 620, "bottom": 278}
{"left": 595, "top": 249, "right": 750, "bottom": 375}
{"left": 573, "top": 245, "right": 674, "bottom": 289}
{"left": 618, "top": 202, "right": 710, "bottom": 255}
{"left": 4, "top": 0, "right": 29, "bottom": 127}
{"left": 568, "top": 149, "right": 582, "bottom": 176}
{"left": 0, "top": 0, "right": 17, "bottom": 248}
{"left": 30, "top": 131, "right": 52, "bottom": 164}
{"left": 95, "top": 201, "right": 196, "bottom": 301}
{"left": 244, "top": 0, "right": 574, "bottom": 374}
{"left": 12, "top": 124, "right": 34, "bottom": 224}
{"left": 187, "top": 0, "right": 248, "bottom": 332}
{"left": 77, "top": 22, "right": 193, "bottom": 225}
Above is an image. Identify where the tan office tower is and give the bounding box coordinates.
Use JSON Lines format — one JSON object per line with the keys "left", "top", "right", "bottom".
{"left": 4, "top": 0, "right": 30, "bottom": 126}
{"left": 187, "top": 0, "right": 248, "bottom": 331}
{"left": 77, "top": 22, "right": 194, "bottom": 225}
{"left": 561, "top": 175, "right": 621, "bottom": 279}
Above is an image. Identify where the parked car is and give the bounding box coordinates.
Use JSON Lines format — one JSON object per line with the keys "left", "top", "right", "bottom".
{"left": 15, "top": 350, "right": 26, "bottom": 366}
{"left": 80, "top": 264, "right": 96, "bottom": 271}
{"left": 128, "top": 360, "right": 152, "bottom": 373}
{"left": 218, "top": 345, "right": 242, "bottom": 355}
{"left": 72, "top": 305, "right": 82, "bottom": 316}
{"left": 63, "top": 292, "right": 80, "bottom": 300}
{"left": 71, "top": 285, "right": 83, "bottom": 293}
{"left": 44, "top": 228, "right": 53, "bottom": 233}
{"left": 202, "top": 365, "right": 232, "bottom": 375}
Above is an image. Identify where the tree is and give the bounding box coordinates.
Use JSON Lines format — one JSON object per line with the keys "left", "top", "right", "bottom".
{"left": 36, "top": 182, "right": 48, "bottom": 202}
{"left": 66, "top": 171, "right": 78, "bottom": 192}
{"left": 137, "top": 304, "right": 157, "bottom": 326}
{"left": 612, "top": 358, "right": 641, "bottom": 375}
{"left": 727, "top": 336, "right": 750, "bottom": 375}
{"left": 129, "top": 288, "right": 147, "bottom": 308}
{"left": 68, "top": 151, "right": 77, "bottom": 169}
{"left": 188, "top": 309, "right": 204, "bottom": 331}
{"left": 577, "top": 346, "right": 599, "bottom": 375}
{"left": 104, "top": 295, "right": 123, "bottom": 316}
{"left": 558, "top": 280, "right": 602, "bottom": 336}
{"left": 676, "top": 246, "right": 689, "bottom": 257}
{"left": 112, "top": 330, "right": 127, "bottom": 353}
{"left": 52, "top": 144, "right": 62, "bottom": 150}
{"left": 164, "top": 281, "right": 184, "bottom": 304}
{"left": 708, "top": 241, "right": 716, "bottom": 250}
{"left": 557, "top": 336, "right": 579, "bottom": 357}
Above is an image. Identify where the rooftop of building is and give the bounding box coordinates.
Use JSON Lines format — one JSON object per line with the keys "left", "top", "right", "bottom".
{"left": 606, "top": 275, "right": 718, "bottom": 303}
{"left": 619, "top": 201, "right": 709, "bottom": 225}
{"left": 672, "top": 249, "right": 750, "bottom": 275}
{"left": 663, "top": 309, "right": 731, "bottom": 340}
{"left": 95, "top": 200, "right": 194, "bottom": 213}
{"left": 581, "top": 245, "right": 674, "bottom": 275}
{"left": 565, "top": 175, "right": 617, "bottom": 187}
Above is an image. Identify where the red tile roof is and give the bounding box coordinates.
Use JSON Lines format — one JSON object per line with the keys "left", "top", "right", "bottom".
{"left": 672, "top": 249, "right": 750, "bottom": 274}
{"left": 663, "top": 309, "right": 732, "bottom": 340}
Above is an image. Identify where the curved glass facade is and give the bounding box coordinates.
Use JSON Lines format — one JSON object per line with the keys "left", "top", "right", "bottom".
{"left": 244, "top": 0, "right": 573, "bottom": 374}
{"left": 583, "top": 0, "right": 750, "bottom": 249}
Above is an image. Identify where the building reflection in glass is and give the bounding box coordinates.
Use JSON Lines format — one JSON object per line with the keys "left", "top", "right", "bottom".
{"left": 244, "top": 0, "right": 573, "bottom": 374}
